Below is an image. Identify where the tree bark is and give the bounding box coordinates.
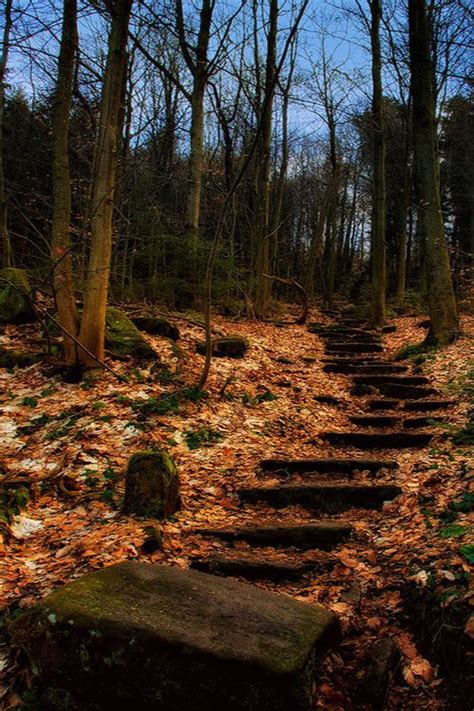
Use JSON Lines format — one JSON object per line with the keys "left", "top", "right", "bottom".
{"left": 254, "top": 0, "right": 278, "bottom": 317}
{"left": 51, "top": 0, "right": 78, "bottom": 365}
{"left": 0, "top": 0, "right": 13, "bottom": 268}
{"left": 408, "top": 0, "right": 458, "bottom": 344}
{"left": 178, "top": 0, "right": 213, "bottom": 247}
{"left": 369, "top": 0, "right": 386, "bottom": 326}
{"left": 79, "top": 0, "right": 133, "bottom": 366}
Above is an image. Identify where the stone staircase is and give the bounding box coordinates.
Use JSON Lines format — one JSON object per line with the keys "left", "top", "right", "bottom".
{"left": 12, "top": 316, "right": 454, "bottom": 710}
{"left": 191, "top": 319, "right": 452, "bottom": 589}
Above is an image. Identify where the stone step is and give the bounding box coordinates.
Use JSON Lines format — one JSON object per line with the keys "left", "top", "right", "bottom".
{"left": 326, "top": 342, "right": 384, "bottom": 354}
{"left": 375, "top": 383, "right": 438, "bottom": 399}
{"left": 190, "top": 551, "right": 337, "bottom": 581}
{"left": 403, "top": 416, "right": 443, "bottom": 428}
{"left": 340, "top": 318, "right": 368, "bottom": 326}
{"left": 350, "top": 415, "right": 401, "bottom": 428}
{"left": 321, "top": 357, "right": 391, "bottom": 365}
{"left": 324, "top": 334, "right": 381, "bottom": 344}
{"left": 367, "top": 398, "right": 401, "bottom": 411}
{"left": 403, "top": 399, "right": 455, "bottom": 411}
{"left": 352, "top": 374, "right": 430, "bottom": 386}
{"left": 323, "top": 431, "right": 434, "bottom": 449}
{"left": 260, "top": 458, "right": 398, "bottom": 475}
{"left": 11, "top": 562, "right": 339, "bottom": 711}
{"left": 309, "top": 325, "right": 373, "bottom": 337}
{"left": 351, "top": 414, "right": 443, "bottom": 429}
{"left": 195, "top": 522, "right": 352, "bottom": 550}
{"left": 238, "top": 483, "right": 402, "bottom": 513}
{"left": 323, "top": 364, "right": 407, "bottom": 375}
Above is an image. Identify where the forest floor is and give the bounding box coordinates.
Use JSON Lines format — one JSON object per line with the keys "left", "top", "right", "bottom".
{"left": 0, "top": 306, "right": 473, "bottom": 710}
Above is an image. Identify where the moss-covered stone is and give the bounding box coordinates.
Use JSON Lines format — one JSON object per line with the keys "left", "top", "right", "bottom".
{"left": 105, "top": 307, "right": 156, "bottom": 359}
{"left": 0, "top": 347, "right": 41, "bottom": 368}
{"left": 9, "top": 561, "right": 339, "bottom": 710}
{"left": 122, "top": 450, "right": 180, "bottom": 519}
{"left": 196, "top": 335, "right": 249, "bottom": 358}
{"left": 0, "top": 268, "right": 35, "bottom": 324}
{"left": 131, "top": 316, "right": 180, "bottom": 341}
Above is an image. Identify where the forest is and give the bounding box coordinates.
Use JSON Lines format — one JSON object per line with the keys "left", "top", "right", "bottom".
{"left": 0, "top": 0, "right": 473, "bottom": 709}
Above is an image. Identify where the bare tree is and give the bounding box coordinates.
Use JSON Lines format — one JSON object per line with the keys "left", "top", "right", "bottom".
{"left": 51, "top": 0, "right": 78, "bottom": 365}
{"left": 79, "top": 0, "right": 133, "bottom": 367}
{"left": 408, "top": 0, "right": 458, "bottom": 344}
{"left": 0, "top": 0, "right": 13, "bottom": 268}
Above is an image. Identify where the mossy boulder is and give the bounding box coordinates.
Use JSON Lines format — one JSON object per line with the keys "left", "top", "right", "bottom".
{"left": 196, "top": 335, "right": 249, "bottom": 358}
{"left": 105, "top": 307, "right": 156, "bottom": 359}
{"left": 0, "top": 268, "right": 35, "bottom": 324}
{"left": 131, "top": 316, "right": 180, "bottom": 341}
{"left": 9, "top": 561, "right": 339, "bottom": 710}
{"left": 0, "top": 347, "right": 41, "bottom": 368}
{"left": 122, "top": 450, "right": 180, "bottom": 519}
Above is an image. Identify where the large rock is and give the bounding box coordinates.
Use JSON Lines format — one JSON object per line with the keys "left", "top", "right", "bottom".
{"left": 105, "top": 307, "right": 156, "bottom": 359}
{"left": 131, "top": 316, "right": 179, "bottom": 341}
{"left": 10, "top": 562, "right": 339, "bottom": 710}
{"left": 122, "top": 450, "right": 180, "bottom": 519}
{"left": 0, "top": 268, "right": 35, "bottom": 323}
{"left": 196, "top": 335, "right": 249, "bottom": 358}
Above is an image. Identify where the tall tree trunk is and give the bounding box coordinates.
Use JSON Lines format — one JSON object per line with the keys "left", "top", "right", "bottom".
{"left": 408, "top": 0, "right": 458, "bottom": 344}
{"left": 178, "top": 0, "right": 213, "bottom": 247}
{"left": 51, "top": 0, "right": 78, "bottom": 365}
{"left": 0, "top": 0, "right": 13, "bottom": 268}
{"left": 369, "top": 0, "right": 386, "bottom": 326}
{"left": 322, "top": 117, "right": 339, "bottom": 308}
{"left": 186, "top": 77, "right": 205, "bottom": 243}
{"left": 254, "top": 0, "right": 278, "bottom": 317}
{"left": 394, "top": 166, "right": 410, "bottom": 309}
{"left": 305, "top": 186, "right": 329, "bottom": 297}
{"left": 79, "top": 0, "right": 132, "bottom": 366}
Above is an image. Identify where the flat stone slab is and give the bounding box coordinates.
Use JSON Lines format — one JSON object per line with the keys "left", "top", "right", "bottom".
{"left": 238, "top": 484, "right": 401, "bottom": 513}
{"left": 376, "top": 383, "right": 438, "bottom": 399}
{"left": 323, "top": 364, "right": 406, "bottom": 374}
{"left": 190, "top": 552, "right": 337, "bottom": 581}
{"left": 260, "top": 458, "right": 398, "bottom": 475}
{"left": 10, "top": 562, "right": 339, "bottom": 711}
{"left": 323, "top": 431, "right": 433, "bottom": 449}
{"left": 350, "top": 415, "right": 401, "bottom": 428}
{"left": 403, "top": 416, "right": 443, "bottom": 428}
{"left": 321, "top": 358, "right": 390, "bottom": 365}
{"left": 403, "top": 399, "right": 455, "bottom": 411}
{"left": 326, "top": 343, "right": 384, "bottom": 354}
{"left": 195, "top": 522, "right": 352, "bottom": 550}
{"left": 352, "top": 374, "right": 429, "bottom": 386}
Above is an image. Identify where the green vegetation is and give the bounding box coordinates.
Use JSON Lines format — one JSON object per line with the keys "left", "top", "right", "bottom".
{"left": 447, "top": 364, "right": 474, "bottom": 402}
{"left": 459, "top": 545, "right": 474, "bottom": 565}
{"left": 184, "top": 428, "right": 223, "bottom": 450}
{"left": 394, "top": 342, "right": 437, "bottom": 363}
{"left": 0, "top": 486, "right": 29, "bottom": 528}
{"left": 132, "top": 395, "right": 180, "bottom": 417}
{"left": 242, "top": 389, "right": 277, "bottom": 406}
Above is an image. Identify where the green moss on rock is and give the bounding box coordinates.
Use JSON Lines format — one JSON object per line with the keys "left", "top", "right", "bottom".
{"left": 105, "top": 307, "right": 156, "bottom": 359}
{"left": 196, "top": 336, "right": 249, "bottom": 358}
{"left": 122, "top": 450, "right": 180, "bottom": 519}
{"left": 0, "top": 268, "right": 35, "bottom": 324}
{"left": 9, "top": 562, "right": 339, "bottom": 710}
